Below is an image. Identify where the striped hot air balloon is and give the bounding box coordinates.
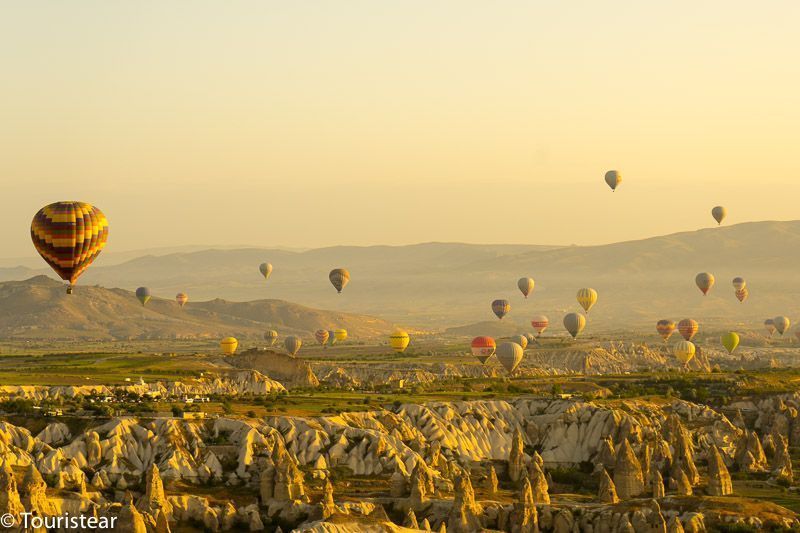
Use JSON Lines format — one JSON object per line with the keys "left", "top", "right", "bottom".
{"left": 735, "top": 287, "right": 748, "bottom": 303}
{"left": 673, "top": 340, "right": 695, "bottom": 364}
{"left": 576, "top": 288, "right": 598, "bottom": 313}
{"left": 678, "top": 319, "right": 699, "bottom": 341}
{"left": 517, "top": 277, "right": 535, "bottom": 298}
{"left": 264, "top": 330, "right": 278, "bottom": 346}
{"left": 315, "top": 329, "right": 330, "bottom": 346}
{"left": 31, "top": 202, "right": 109, "bottom": 294}
{"left": 329, "top": 269, "right": 350, "bottom": 293}
{"left": 389, "top": 329, "right": 410, "bottom": 353}
{"left": 471, "top": 336, "right": 496, "bottom": 364}
{"left": 531, "top": 315, "right": 549, "bottom": 336}
{"left": 176, "top": 293, "right": 189, "bottom": 307}
{"left": 656, "top": 320, "right": 676, "bottom": 342}
{"left": 285, "top": 335, "right": 302, "bottom": 356}
{"left": 491, "top": 299, "right": 510, "bottom": 320}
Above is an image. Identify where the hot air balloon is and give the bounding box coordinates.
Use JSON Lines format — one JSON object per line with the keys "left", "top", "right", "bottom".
{"left": 673, "top": 340, "right": 696, "bottom": 364}
{"left": 492, "top": 300, "right": 510, "bottom": 320}
{"left": 721, "top": 332, "right": 740, "bottom": 354}
{"left": 471, "top": 336, "right": 496, "bottom": 364}
{"left": 285, "top": 335, "right": 302, "bottom": 356}
{"left": 517, "top": 278, "right": 535, "bottom": 299}
{"left": 176, "top": 293, "right": 189, "bottom": 307}
{"left": 329, "top": 268, "right": 350, "bottom": 293}
{"left": 496, "top": 342, "right": 524, "bottom": 374}
{"left": 576, "top": 288, "right": 598, "bottom": 313}
{"left": 259, "top": 262, "right": 273, "bottom": 280}
{"left": 605, "top": 170, "right": 621, "bottom": 192}
{"left": 334, "top": 329, "right": 348, "bottom": 343}
{"left": 678, "top": 319, "right": 698, "bottom": 341}
{"left": 31, "top": 201, "right": 109, "bottom": 294}
{"left": 732, "top": 277, "right": 746, "bottom": 291}
{"left": 390, "top": 329, "right": 410, "bottom": 353}
{"left": 531, "top": 316, "right": 549, "bottom": 336}
{"left": 656, "top": 320, "right": 676, "bottom": 342}
{"left": 136, "top": 287, "right": 151, "bottom": 306}
{"left": 735, "top": 288, "right": 748, "bottom": 303}
{"left": 712, "top": 206, "right": 727, "bottom": 225}
{"left": 510, "top": 335, "right": 528, "bottom": 350}
{"left": 524, "top": 333, "right": 537, "bottom": 346}
{"left": 220, "top": 337, "right": 238, "bottom": 355}
{"left": 774, "top": 316, "right": 791, "bottom": 336}
{"left": 764, "top": 319, "right": 776, "bottom": 337}
{"left": 327, "top": 330, "right": 337, "bottom": 346}
{"left": 264, "top": 330, "right": 278, "bottom": 346}
{"left": 695, "top": 273, "right": 715, "bottom": 295}
{"left": 315, "top": 329, "right": 330, "bottom": 345}
{"left": 563, "top": 313, "right": 586, "bottom": 339}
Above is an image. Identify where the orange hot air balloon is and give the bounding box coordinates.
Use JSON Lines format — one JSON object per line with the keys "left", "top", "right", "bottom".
{"left": 315, "top": 329, "right": 330, "bottom": 346}
{"left": 656, "top": 320, "right": 676, "bottom": 342}
{"left": 531, "top": 315, "right": 549, "bottom": 336}
{"left": 678, "top": 319, "right": 699, "bottom": 341}
{"left": 176, "top": 293, "right": 189, "bottom": 307}
{"left": 31, "top": 202, "right": 109, "bottom": 294}
{"left": 471, "top": 336, "right": 496, "bottom": 364}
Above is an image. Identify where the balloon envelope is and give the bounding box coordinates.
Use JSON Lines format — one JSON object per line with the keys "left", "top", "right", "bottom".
{"left": 774, "top": 316, "right": 791, "bottom": 335}
{"left": 30, "top": 201, "right": 109, "bottom": 292}
{"left": 695, "top": 273, "right": 715, "bottom": 295}
{"left": 176, "top": 293, "right": 188, "bottom": 307}
{"left": 721, "top": 332, "right": 740, "bottom": 354}
{"left": 491, "top": 299, "right": 510, "bottom": 320}
{"left": 735, "top": 288, "right": 748, "bottom": 303}
{"left": 732, "top": 277, "right": 746, "bottom": 291}
{"left": 605, "top": 170, "right": 621, "bottom": 191}
{"left": 264, "top": 330, "right": 278, "bottom": 346}
{"left": 329, "top": 269, "right": 350, "bottom": 293}
{"left": 390, "top": 330, "right": 410, "bottom": 353}
{"left": 656, "top": 320, "right": 676, "bottom": 342}
{"left": 509, "top": 335, "right": 528, "bottom": 350}
{"left": 678, "top": 319, "right": 699, "bottom": 341}
{"left": 764, "top": 319, "right": 776, "bottom": 337}
{"left": 334, "top": 329, "right": 348, "bottom": 342}
{"left": 712, "top": 206, "right": 727, "bottom": 225}
{"left": 496, "top": 342, "right": 524, "bottom": 374}
{"left": 563, "top": 313, "right": 586, "bottom": 339}
{"left": 531, "top": 315, "right": 549, "bottom": 335}
{"left": 135, "top": 287, "right": 151, "bottom": 306}
{"left": 220, "top": 337, "right": 238, "bottom": 355}
{"left": 471, "top": 336, "right": 496, "bottom": 364}
{"left": 315, "top": 329, "right": 330, "bottom": 345}
{"left": 673, "top": 340, "right": 696, "bottom": 364}
{"left": 576, "top": 288, "right": 598, "bottom": 313}
{"left": 327, "top": 330, "right": 337, "bottom": 346}
{"left": 285, "top": 335, "right": 302, "bottom": 356}
{"left": 259, "top": 262, "right": 273, "bottom": 280}
{"left": 517, "top": 277, "right": 535, "bottom": 298}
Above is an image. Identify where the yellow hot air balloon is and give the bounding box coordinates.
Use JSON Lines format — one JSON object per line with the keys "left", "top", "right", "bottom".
{"left": 334, "top": 329, "right": 348, "bottom": 343}
{"left": 656, "top": 320, "right": 676, "bottom": 342}
{"left": 30, "top": 201, "right": 109, "bottom": 294}
{"left": 517, "top": 277, "right": 535, "bottom": 298}
{"left": 673, "top": 340, "right": 696, "bottom": 364}
{"left": 220, "top": 337, "right": 238, "bottom": 355}
{"left": 563, "top": 312, "right": 586, "bottom": 339}
{"left": 576, "top": 288, "right": 597, "bottom": 313}
{"left": 259, "top": 262, "right": 273, "bottom": 280}
{"left": 315, "top": 329, "right": 330, "bottom": 345}
{"left": 176, "top": 292, "right": 189, "bottom": 307}
{"left": 721, "top": 332, "right": 740, "bottom": 354}
{"left": 605, "top": 170, "right": 621, "bottom": 192}
{"left": 695, "top": 273, "right": 715, "bottom": 295}
{"left": 509, "top": 334, "right": 528, "bottom": 350}
{"left": 773, "top": 316, "right": 791, "bottom": 336}
{"left": 390, "top": 329, "right": 410, "bottom": 353}
{"left": 711, "top": 206, "right": 727, "bottom": 225}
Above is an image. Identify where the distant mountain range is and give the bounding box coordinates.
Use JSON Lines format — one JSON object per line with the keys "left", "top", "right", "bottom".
{"left": 1, "top": 221, "right": 798, "bottom": 332}
{"left": 0, "top": 276, "right": 392, "bottom": 341}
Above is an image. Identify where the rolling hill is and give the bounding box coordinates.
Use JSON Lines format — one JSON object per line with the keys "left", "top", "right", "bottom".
{"left": 0, "top": 276, "right": 393, "bottom": 341}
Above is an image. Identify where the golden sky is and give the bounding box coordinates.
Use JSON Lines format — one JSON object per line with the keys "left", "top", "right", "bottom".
{"left": 2, "top": 1, "right": 799, "bottom": 257}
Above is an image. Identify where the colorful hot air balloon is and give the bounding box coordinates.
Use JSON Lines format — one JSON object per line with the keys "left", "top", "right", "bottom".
{"left": 220, "top": 337, "right": 238, "bottom": 355}
{"left": 390, "top": 329, "right": 410, "bottom": 353}
{"left": 492, "top": 299, "right": 511, "bottom": 320}
{"left": 334, "top": 329, "right": 348, "bottom": 343}
{"left": 695, "top": 273, "right": 715, "bottom": 295}
{"left": 176, "top": 292, "right": 189, "bottom": 307}
{"left": 496, "top": 342, "right": 524, "bottom": 374}
{"left": 735, "top": 287, "right": 748, "bottom": 303}
{"left": 509, "top": 335, "right": 528, "bottom": 350}
{"left": 136, "top": 287, "right": 151, "bottom": 306}
{"left": 315, "top": 329, "right": 330, "bottom": 345}
{"left": 531, "top": 315, "right": 549, "bottom": 336}
{"left": 673, "top": 340, "right": 696, "bottom": 364}
{"left": 732, "top": 277, "right": 746, "bottom": 291}
{"left": 31, "top": 201, "right": 109, "bottom": 294}
{"left": 773, "top": 316, "right": 791, "bottom": 336}
{"left": 259, "top": 262, "right": 273, "bottom": 280}
{"left": 285, "top": 335, "right": 302, "bottom": 356}
{"left": 721, "top": 332, "right": 740, "bottom": 354}
{"left": 563, "top": 313, "right": 586, "bottom": 339}
{"left": 327, "top": 330, "right": 337, "bottom": 346}
{"left": 678, "top": 319, "right": 699, "bottom": 341}
{"left": 605, "top": 170, "right": 621, "bottom": 192}
{"left": 576, "top": 288, "right": 598, "bottom": 313}
{"left": 712, "top": 206, "right": 727, "bottom": 225}
{"left": 517, "top": 278, "right": 535, "bottom": 299}
{"left": 656, "top": 320, "right": 676, "bottom": 342}
{"left": 471, "top": 336, "right": 496, "bottom": 364}
{"left": 329, "top": 268, "right": 350, "bottom": 293}
{"left": 764, "top": 319, "right": 776, "bottom": 337}
{"left": 264, "top": 330, "right": 278, "bottom": 346}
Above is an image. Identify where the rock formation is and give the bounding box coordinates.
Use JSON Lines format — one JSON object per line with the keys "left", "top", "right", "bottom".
{"left": 613, "top": 439, "right": 644, "bottom": 499}
{"left": 508, "top": 426, "right": 526, "bottom": 483}
{"left": 486, "top": 465, "right": 498, "bottom": 497}
{"left": 0, "top": 460, "right": 24, "bottom": 519}
{"left": 509, "top": 477, "right": 538, "bottom": 533}
{"left": 706, "top": 445, "right": 733, "bottom": 496}
{"left": 447, "top": 472, "right": 482, "bottom": 533}
{"left": 528, "top": 461, "right": 550, "bottom": 504}
{"left": 138, "top": 464, "right": 173, "bottom": 519}
{"left": 597, "top": 468, "right": 619, "bottom": 504}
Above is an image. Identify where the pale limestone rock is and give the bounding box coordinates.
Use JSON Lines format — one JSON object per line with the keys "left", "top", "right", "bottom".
{"left": 447, "top": 472, "right": 482, "bottom": 533}
{"left": 321, "top": 478, "right": 335, "bottom": 519}
{"left": 597, "top": 468, "right": 619, "bottom": 504}
{"left": 510, "top": 477, "right": 537, "bottom": 533}
{"left": 487, "top": 465, "right": 499, "bottom": 497}
{"left": 528, "top": 461, "right": 549, "bottom": 504}
{"left": 706, "top": 445, "right": 733, "bottom": 496}
{"left": 154, "top": 509, "right": 171, "bottom": 533}
{"left": 138, "top": 463, "right": 173, "bottom": 519}
{"left": 508, "top": 426, "right": 526, "bottom": 483}
{"left": 595, "top": 436, "right": 617, "bottom": 469}
{"left": 404, "top": 508, "right": 419, "bottom": 528}
{"left": 409, "top": 463, "right": 428, "bottom": 509}
{"left": 552, "top": 508, "right": 573, "bottom": 533}
{"left": 667, "top": 516, "right": 685, "bottom": 533}
{"left": 673, "top": 469, "right": 693, "bottom": 496}
{"left": 390, "top": 468, "right": 407, "bottom": 498}
{"left": 0, "top": 460, "right": 24, "bottom": 518}
{"left": 652, "top": 469, "right": 665, "bottom": 499}
{"left": 117, "top": 500, "right": 149, "bottom": 533}
{"left": 613, "top": 440, "right": 644, "bottom": 500}
{"left": 20, "top": 463, "right": 55, "bottom": 517}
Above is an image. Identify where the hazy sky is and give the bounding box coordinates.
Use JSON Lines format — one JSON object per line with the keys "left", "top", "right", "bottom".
{"left": 2, "top": 1, "right": 799, "bottom": 258}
